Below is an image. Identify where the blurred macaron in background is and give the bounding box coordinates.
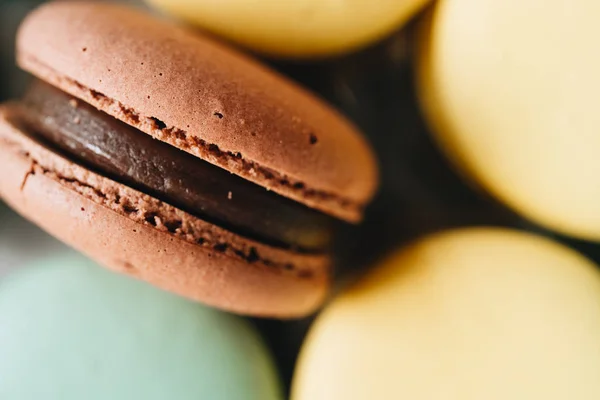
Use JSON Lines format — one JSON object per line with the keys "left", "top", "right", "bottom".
{"left": 293, "top": 228, "right": 600, "bottom": 399}
{"left": 145, "top": 0, "right": 434, "bottom": 59}
{"left": 416, "top": 0, "right": 600, "bottom": 243}
{"left": 0, "top": 254, "right": 283, "bottom": 400}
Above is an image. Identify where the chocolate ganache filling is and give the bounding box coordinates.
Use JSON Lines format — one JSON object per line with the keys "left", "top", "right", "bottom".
{"left": 16, "top": 80, "right": 337, "bottom": 252}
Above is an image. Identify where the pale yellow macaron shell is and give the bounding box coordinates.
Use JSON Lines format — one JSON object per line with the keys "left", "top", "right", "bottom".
{"left": 146, "top": 0, "right": 432, "bottom": 58}
{"left": 417, "top": 0, "right": 600, "bottom": 241}
{"left": 292, "top": 228, "right": 600, "bottom": 399}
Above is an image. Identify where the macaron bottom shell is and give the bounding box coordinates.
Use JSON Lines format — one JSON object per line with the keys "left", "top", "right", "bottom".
{"left": 0, "top": 254, "right": 283, "bottom": 400}
{"left": 292, "top": 228, "right": 600, "bottom": 399}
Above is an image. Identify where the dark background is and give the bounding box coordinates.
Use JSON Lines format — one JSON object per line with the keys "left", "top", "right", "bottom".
{"left": 2, "top": 0, "right": 599, "bottom": 396}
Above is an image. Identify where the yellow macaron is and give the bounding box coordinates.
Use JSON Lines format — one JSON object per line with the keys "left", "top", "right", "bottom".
{"left": 146, "top": 0, "right": 432, "bottom": 58}
{"left": 417, "top": 0, "right": 600, "bottom": 241}
{"left": 292, "top": 228, "right": 600, "bottom": 399}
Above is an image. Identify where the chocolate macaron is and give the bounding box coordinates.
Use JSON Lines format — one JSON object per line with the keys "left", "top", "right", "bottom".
{"left": 0, "top": 2, "right": 378, "bottom": 317}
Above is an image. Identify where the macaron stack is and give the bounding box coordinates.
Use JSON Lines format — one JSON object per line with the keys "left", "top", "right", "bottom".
{"left": 1, "top": 0, "right": 600, "bottom": 399}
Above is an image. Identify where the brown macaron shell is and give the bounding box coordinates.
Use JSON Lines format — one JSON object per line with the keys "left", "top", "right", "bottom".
{"left": 16, "top": 1, "right": 379, "bottom": 222}
{"left": 0, "top": 106, "right": 328, "bottom": 318}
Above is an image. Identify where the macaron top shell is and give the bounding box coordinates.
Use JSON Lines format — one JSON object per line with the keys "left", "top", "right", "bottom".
{"left": 16, "top": 1, "right": 379, "bottom": 221}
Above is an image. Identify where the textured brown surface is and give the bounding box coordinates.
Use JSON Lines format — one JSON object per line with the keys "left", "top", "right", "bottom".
{"left": 0, "top": 106, "right": 329, "bottom": 318}
{"left": 16, "top": 1, "right": 379, "bottom": 222}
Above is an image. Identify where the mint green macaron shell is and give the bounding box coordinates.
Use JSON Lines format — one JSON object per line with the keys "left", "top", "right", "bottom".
{"left": 0, "top": 254, "right": 283, "bottom": 400}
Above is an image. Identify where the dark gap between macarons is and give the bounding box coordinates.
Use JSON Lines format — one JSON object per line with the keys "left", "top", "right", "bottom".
{"left": 13, "top": 79, "right": 339, "bottom": 252}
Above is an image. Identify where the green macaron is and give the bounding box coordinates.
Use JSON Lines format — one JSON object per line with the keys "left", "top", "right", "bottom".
{"left": 0, "top": 254, "right": 283, "bottom": 400}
